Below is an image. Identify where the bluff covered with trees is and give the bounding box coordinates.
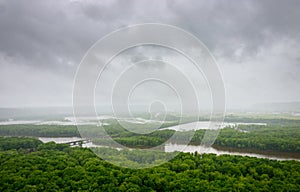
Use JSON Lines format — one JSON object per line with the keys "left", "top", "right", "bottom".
{"left": 0, "top": 137, "right": 300, "bottom": 191}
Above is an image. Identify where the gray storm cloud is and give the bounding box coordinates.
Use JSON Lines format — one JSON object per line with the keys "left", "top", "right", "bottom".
{"left": 0, "top": 0, "right": 299, "bottom": 109}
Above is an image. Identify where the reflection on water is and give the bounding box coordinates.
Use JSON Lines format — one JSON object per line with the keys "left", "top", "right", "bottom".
{"left": 161, "top": 121, "right": 267, "bottom": 131}
{"left": 0, "top": 116, "right": 166, "bottom": 126}
{"left": 0, "top": 120, "right": 41, "bottom": 125}
{"left": 39, "top": 137, "right": 299, "bottom": 161}
{"left": 165, "top": 143, "right": 300, "bottom": 161}
{"left": 38, "top": 137, "right": 83, "bottom": 143}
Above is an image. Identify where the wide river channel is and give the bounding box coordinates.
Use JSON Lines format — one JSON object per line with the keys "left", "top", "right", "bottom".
{"left": 39, "top": 137, "right": 300, "bottom": 161}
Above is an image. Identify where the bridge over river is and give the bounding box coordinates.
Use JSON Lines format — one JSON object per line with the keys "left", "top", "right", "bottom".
{"left": 63, "top": 138, "right": 92, "bottom": 147}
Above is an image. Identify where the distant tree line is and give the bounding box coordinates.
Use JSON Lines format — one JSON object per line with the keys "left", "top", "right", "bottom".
{"left": 1, "top": 122, "right": 300, "bottom": 152}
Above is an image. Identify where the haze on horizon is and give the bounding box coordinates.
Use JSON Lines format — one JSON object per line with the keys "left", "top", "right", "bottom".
{"left": 0, "top": 0, "right": 300, "bottom": 111}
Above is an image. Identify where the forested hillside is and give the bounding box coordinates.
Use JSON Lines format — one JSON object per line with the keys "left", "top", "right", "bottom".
{"left": 0, "top": 137, "right": 299, "bottom": 191}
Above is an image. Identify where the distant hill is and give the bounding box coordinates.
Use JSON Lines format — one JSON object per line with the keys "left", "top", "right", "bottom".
{"left": 0, "top": 107, "right": 74, "bottom": 121}
{"left": 251, "top": 102, "right": 300, "bottom": 112}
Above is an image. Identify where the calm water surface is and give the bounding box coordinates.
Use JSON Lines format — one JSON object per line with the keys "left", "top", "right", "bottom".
{"left": 39, "top": 137, "right": 299, "bottom": 161}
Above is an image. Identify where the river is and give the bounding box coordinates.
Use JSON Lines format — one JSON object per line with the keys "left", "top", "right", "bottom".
{"left": 38, "top": 137, "right": 299, "bottom": 161}
{"left": 161, "top": 121, "right": 267, "bottom": 131}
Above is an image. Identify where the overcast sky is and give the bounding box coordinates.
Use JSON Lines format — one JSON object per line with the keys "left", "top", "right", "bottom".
{"left": 0, "top": 0, "right": 299, "bottom": 109}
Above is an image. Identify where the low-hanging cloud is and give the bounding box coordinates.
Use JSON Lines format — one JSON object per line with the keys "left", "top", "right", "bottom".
{"left": 0, "top": 0, "right": 299, "bottom": 109}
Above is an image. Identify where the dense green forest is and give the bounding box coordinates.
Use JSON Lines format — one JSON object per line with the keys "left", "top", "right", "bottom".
{"left": 0, "top": 124, "right": 80, "bottom": 137}
{"left": 0, "top": 137, "right": 42, "bottom": 151}
{"left": 213, "top": 125, "right": 300, "bottom": 152}
{"left": 0, "top": 137, "right": 299, "bottom": 191}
